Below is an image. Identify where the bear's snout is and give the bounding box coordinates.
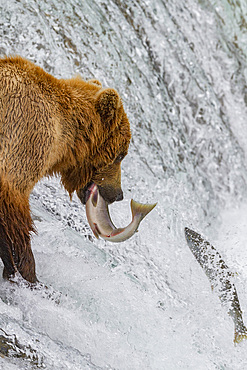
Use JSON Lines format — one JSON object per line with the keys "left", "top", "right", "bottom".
{"left": 77, "top": 183, "right": 123, "bottom": 205}
{"left": 115, "top": 190, "right": 123, "bottom": 202}
{"left": 98, "top": 185, "right": 123, "bottom": 204}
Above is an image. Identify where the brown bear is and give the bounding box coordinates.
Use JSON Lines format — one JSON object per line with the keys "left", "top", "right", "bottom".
{"left": 0, "top": 56, "right": 131, "bottom": 284}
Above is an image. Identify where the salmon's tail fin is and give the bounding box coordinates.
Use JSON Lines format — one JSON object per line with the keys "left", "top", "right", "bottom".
{"left": 234, "top": 326, "right": 247, "bottom": 344}
{"left": 130, "top": 200, "right": 157, "bottom": 221}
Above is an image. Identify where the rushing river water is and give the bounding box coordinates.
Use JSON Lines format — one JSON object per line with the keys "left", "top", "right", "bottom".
{"left": 1, "top": 0, "right": 247, "bottom": 369}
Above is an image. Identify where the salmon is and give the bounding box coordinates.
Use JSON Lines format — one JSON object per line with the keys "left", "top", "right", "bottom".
{"left": 86, "top": 184, "right": 156, "bottom": 242}
{"left": 185, "top": 227, "right": 247, "bottom": 344}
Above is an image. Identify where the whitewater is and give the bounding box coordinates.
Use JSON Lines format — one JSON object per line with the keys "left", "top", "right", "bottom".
{"left": 1, "top": 0, "right": 247, "bottom": 368}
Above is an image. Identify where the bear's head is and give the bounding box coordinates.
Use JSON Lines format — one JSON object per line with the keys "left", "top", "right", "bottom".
{"left": 77, "top": 86, "right": 131, "bottom": 205}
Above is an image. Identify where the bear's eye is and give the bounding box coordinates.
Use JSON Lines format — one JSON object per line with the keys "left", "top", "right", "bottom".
{"left": 115, "top": 153, "right": 125, "bottom": 163}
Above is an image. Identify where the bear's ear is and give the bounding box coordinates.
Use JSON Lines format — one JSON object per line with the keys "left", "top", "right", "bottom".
{"left": 95, "top": 88, "right": 121, "bottom": 129}
{"left": 87, "top": 79, "right": 102, "bottom": 87}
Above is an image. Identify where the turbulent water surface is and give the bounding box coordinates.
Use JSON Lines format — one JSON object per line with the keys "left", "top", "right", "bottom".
{"left": 1, "top": 0, "right": 247, "bottom": 368}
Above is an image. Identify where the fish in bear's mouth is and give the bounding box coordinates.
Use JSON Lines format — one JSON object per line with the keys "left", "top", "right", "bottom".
{"left": 79, "top": 181, "right": 123, "bottom": 205}
{"left": 78, "top": 181, "right": 94, "bottom": 204}
{"left": 85, "top": 183, "right": 156, "bottom": 243}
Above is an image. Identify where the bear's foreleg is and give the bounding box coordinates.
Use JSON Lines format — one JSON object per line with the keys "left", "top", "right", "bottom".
{"left": 0, "top": 182, "right": 37, "bottom": 283}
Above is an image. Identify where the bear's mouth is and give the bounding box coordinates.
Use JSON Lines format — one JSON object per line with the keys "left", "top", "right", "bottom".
{"left": 78, "top": 182, "right": 123, "bottom": 205}
{"left": 77, "top": 182, "right": 94, "bottom": 204}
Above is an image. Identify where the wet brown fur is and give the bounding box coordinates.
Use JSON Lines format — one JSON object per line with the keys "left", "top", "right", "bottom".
{"left": 0, "top": 56, "right": 131, "bottom": 283}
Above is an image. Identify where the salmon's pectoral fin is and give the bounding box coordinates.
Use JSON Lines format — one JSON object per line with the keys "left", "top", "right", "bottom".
{"left": 92, "top": 223, "right": 100, "bottom": 239}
